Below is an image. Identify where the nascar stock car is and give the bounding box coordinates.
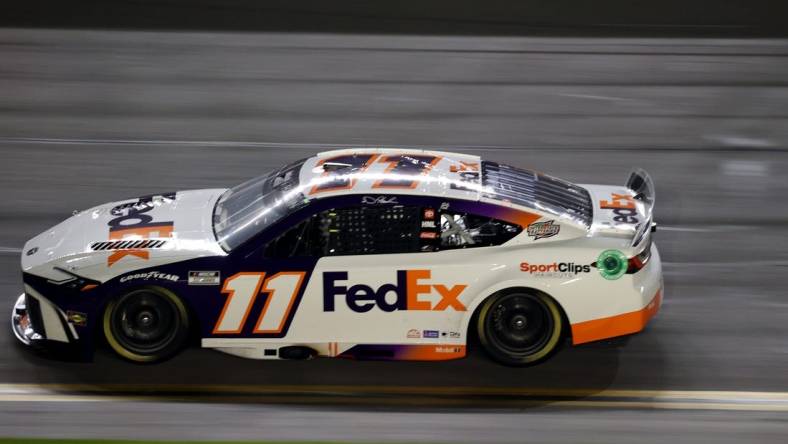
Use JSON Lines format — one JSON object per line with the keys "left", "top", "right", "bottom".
{"left": 11, "top": 148, "right": 662, "bottom": 366}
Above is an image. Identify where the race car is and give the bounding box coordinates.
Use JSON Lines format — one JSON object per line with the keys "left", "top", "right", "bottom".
{"left": 11, "top": 148, "right": 662, "bottom": 366}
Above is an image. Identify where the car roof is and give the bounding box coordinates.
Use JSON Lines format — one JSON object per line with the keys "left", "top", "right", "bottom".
{"left": 298, "top": 148, "right": 485, "bottom": 202}
{"left": 294, "top": 148, "right": 592, "bottom": 229}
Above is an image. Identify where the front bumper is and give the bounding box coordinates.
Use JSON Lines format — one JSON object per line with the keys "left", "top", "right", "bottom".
{"left": 11, "top": 289, "right": 79, "bottom": 347}
{"left": 11, "top": 293, "right": 42, "bottom": 345}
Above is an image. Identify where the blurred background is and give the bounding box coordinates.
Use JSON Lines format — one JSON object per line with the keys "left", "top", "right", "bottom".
{"left": 1, "top": 1, "right": 788, "bottom": 443}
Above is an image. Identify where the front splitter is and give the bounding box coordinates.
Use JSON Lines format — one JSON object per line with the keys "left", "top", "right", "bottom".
{"left": 11, "top": 293, "right": 41, "bottom": 346}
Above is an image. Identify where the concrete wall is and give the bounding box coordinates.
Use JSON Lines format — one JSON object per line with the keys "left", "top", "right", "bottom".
{"left": 3, "top": 0, "right": 786, "bottom": 36}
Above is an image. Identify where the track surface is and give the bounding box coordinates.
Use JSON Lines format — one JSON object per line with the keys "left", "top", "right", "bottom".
{"left": 1, "top": 29, "right": 788, "bottom": 442}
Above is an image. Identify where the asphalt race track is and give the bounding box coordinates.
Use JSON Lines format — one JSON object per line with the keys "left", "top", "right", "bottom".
{"left": 1, "top": 29, "right": 788, "bottom": 442}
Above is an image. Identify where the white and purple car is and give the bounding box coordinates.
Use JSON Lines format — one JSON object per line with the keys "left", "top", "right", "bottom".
{"left": 12, "top": 149, "right": 662, "bottom": 365}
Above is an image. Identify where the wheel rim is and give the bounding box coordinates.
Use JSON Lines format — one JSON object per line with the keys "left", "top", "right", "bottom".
{"left": 110, "top": 290, "right": 180, "bottom": 355}
{"left": 486, "top": 293, "right": 554, "bottom": 357}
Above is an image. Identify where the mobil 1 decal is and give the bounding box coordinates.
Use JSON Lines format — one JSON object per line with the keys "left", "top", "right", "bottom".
{"left": 106, "top": 192, "right": 176, "bottom": 266}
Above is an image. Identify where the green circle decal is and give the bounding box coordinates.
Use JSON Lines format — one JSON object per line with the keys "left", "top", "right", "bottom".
{"left": 597, "top": 249, "right": 628, "bottom": 280}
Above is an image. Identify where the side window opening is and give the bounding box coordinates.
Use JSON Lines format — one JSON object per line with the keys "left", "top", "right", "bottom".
{"left": 264, "top": 205, "right": 423, "bottom": 258}
{"left": 324, "top": 206, "right": 421, "bottom": 256}
{"left": 263, "top": 202, "right": 523, "bottom": 259}
{"left": 263, "top": 214, "right": 322, "bottom": 259}
{"left": 439, "top": 211, "right": 522, "bottom": 249}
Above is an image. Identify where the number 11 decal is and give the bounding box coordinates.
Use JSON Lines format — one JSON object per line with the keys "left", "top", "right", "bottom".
{"left": 213, "top": 271, "right": 307, "bottom": 335}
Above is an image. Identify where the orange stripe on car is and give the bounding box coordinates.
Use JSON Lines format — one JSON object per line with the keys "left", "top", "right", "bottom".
{"left": 571, "top": 289, "right": 662, "bottom": 345}
{"left": 401, "top": 345, "right": 467, "bottom": 360}
{"left": 496, "top": 207, "right": 542, "bottom": 229}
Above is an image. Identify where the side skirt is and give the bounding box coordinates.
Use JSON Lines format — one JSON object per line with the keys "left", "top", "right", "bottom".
{"left": 201, "top": 339, "right": 466, "bottom": 361}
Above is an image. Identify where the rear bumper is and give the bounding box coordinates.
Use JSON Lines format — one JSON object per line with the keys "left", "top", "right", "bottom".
{"left": 570, "top": 287, "right": 662, "bottom": 345}
{"left": 570, "top": 245, "right": 663, "bottom": 345}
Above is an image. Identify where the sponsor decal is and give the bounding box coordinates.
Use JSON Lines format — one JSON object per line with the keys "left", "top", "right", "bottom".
{"left": 26, "top": 247, "right": 38, "bottom": 256}
{"left": 600, "top": 193, "right": 639, "bottom": 224}
{"left": 520, "top": 261, "right": 591, "bottom": 278}
{"left": 323, "top": 270, "right": 467, "bottom": 313}
{"left": 420, "top": 231, "right": 437, "bottom": 239}
{"left": 421, "top": 220, "right": 436, "bottom": 228}
{"left": 423, "top": 208, "right": 435, "bottom": 219}
{"left": 449, "top": 331, "right": 461, "bottom": 338}
{"left": 66, "top": 310, "right": 87, "bottom": 327}
{"left": 106, "top": 193, "right": 176, "bottom": 266}
{"left": 119, "top": 271, "right": 179, "bottom": 283}
{"left": 361, "top": 195, "right": 399, "bottom": 205}
{"left": 527, "top": 220, "right": 560, "bottom": 240}
{"left": 188, "top": 271, "right": 220, "bottom": 286}
{"left": 439, "top": 202, "right": 450, "bottom": 211}
{"left": 435, "top": 346, "right": 463, "bottom": 354}
{"left": 423, "top": 330, "right": 439, "bottom": 338}
{"left": 407, "top": 329, "right": 421, "bottom": 339}
{"left": 597, "top": 249, "right": 628, "bottom": 280}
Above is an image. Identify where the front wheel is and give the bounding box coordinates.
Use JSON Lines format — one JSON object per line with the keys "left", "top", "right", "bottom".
{"left": 103, "top": 286, "right": 189, "bottom": 363}
{"left": 477, "top": 291, "right": 563, "bottom": 366}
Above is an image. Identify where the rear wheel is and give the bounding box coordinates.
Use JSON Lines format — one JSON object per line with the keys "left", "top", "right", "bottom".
{"left": 477, "top": 290, "right": 563, "bottom": 366}
{"left": 103, "top": 286, "right": 189, "bottom": 363}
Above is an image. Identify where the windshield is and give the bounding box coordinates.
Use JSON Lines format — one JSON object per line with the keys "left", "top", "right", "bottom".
{"left": 213, "top": 159, "right": 308, "bottom": 251}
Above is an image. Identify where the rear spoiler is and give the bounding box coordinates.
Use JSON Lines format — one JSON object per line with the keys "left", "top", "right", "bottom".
{"left": 627, "top": 168, "right": 655, "bottom": 247}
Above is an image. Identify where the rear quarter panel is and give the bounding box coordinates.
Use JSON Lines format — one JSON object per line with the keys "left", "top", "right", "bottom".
{"left": 268, "top": 235, "right": 656, "bottom": 346}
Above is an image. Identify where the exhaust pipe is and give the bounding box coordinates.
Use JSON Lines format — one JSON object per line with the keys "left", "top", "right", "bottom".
{"left": 278, "top": 346, "right": 317, "bottom": 360}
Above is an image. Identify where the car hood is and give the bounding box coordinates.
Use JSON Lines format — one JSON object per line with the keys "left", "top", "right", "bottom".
{"left": 22, "top": 189, "right": 228, "bottom": 282}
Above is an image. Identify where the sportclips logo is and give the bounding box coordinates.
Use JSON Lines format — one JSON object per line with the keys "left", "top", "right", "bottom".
{"left": 106, "top": 193, "right": 176, "bottom": 266}
{"left": 323, "top": 270, "right": 467, "bottom": 313}
{"left": 600, "top": 193, "right": 639, "bottom": 224}
{"left": 520, "top": 262, "right": 591, "bottom": 278}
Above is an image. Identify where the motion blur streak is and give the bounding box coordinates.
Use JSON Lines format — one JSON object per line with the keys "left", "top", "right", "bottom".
{"left": 1, "top": 26, "right": 787, "bottom": 443}
{"left": 3, "top": 384, "right": 788, "bottom": 411}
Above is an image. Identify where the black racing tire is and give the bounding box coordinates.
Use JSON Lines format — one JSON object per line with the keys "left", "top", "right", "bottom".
{"left": 103, "top": 286, "right": 189, "bottom": 363}
{"left": 477, "top": 290, "right": 563, "bottom": 366}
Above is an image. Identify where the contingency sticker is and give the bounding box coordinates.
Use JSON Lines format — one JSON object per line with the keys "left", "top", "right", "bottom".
{"left": 188, "top": 271, "right": 220, "bottom": 286}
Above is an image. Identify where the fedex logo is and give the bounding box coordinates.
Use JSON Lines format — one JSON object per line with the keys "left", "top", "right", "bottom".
{"left": 600, "top": 193, "right": 639, "bottom": 224}
{"left": 106, "top": 193, "right": 176, "bottom": 266}
{"left": 323, "top": 270, "right": 467, "bottom": 313}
